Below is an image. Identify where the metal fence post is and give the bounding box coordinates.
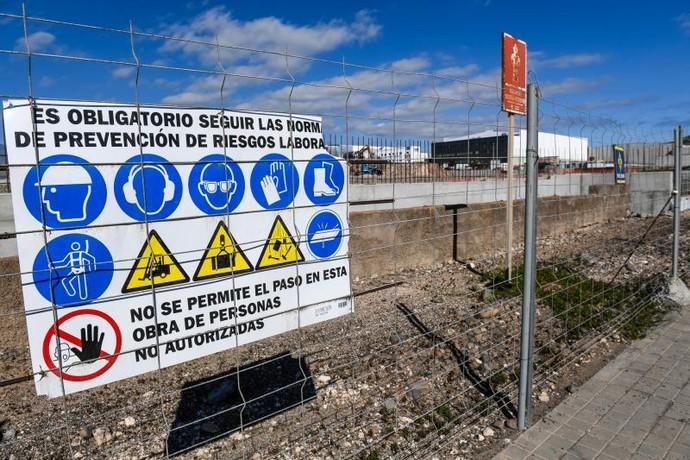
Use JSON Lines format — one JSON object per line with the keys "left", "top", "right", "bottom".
{"left": 673, "top": 127, "right": 681, "bottom": 279}
{"left": 518, "top": 83, "right": 539, "bottom": 430}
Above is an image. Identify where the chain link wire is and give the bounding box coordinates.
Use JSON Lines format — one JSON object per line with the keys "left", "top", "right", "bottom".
{"left": 0, "top": 7, "right": 686, "bottom": 460}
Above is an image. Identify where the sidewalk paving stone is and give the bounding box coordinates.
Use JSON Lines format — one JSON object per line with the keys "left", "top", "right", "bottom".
{"left": 493, "top": 301, "right": 690, "bottom": 460}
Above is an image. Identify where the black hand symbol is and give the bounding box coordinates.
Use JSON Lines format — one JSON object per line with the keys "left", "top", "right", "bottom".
{"left": 70, "top": 324, "right": 104, "bottom": 363}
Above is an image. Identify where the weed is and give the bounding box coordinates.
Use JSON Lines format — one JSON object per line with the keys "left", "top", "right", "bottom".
{"left": 482, "top": 264, "right": 673, "bottom": 342}
{"left": 362, "top": 450, "right": 380, "bottom": 460}
{"left": 436, "top": 404, "right": 453, "bottom": 421}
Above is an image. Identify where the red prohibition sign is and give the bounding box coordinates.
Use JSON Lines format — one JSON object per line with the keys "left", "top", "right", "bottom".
{"left": 42, "top": 308, "right": 122, "bottom": 382}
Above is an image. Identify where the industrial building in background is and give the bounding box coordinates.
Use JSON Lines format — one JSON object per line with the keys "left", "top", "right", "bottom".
{"left": 431, "top": 130, "right": 589, "bottom": 172}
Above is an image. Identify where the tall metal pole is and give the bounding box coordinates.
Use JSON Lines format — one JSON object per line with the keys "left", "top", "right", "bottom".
{"left": 672, "top": 126, "right": 682, "bottom": 279}
{"left": 506, "top": 113, "right": 514, "bottom": 281}
{"left": 518, "top": 83, "right": 539, "bottom": 430}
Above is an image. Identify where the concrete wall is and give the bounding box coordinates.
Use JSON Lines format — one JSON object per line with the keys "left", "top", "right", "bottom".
{"left": 349, "top": 184, "right": 630, "bottom": 278}
{"left": 0, "top": 169, "right": 666, "bottom": 271}
{"left": 0, "top": 193, "right": 16, "bottom": 258}
{"left": 350, "top": 172, "right": 614, "bottom": 212}
{"left": 628, "top": 171, "right": 673, "bottom": 217}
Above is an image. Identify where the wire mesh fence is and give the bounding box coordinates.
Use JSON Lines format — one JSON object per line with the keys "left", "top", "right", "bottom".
{"left": 0, "top": 6, "right": 686, "bottom": 460}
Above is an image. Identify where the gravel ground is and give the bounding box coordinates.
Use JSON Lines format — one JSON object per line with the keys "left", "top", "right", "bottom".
{"left": 0, "top": 213, "right": 687, "bottom": 460}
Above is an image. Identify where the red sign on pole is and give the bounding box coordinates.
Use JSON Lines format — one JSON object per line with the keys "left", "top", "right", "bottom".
{"left": 502, "top": 33, "right": 527, "bottom": 115}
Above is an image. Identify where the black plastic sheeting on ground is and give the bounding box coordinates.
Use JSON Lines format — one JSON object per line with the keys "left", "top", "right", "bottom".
{"left": 166, "top": 352, "right": 316, "bottom": 456}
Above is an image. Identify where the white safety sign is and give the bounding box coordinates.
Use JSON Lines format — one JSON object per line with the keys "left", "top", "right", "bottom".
{"left": 3, "top": 99, "right": 352, "bottom": 398}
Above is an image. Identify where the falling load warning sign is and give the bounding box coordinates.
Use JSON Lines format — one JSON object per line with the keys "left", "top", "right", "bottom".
{"left": 256, "top": 216, "right": 305, "bottom": 269}
{"left": 193, "top": 221, "right": 253, "bottom": 280}
{"left": 122, "top": 230, "right": 190, "bottom": 293}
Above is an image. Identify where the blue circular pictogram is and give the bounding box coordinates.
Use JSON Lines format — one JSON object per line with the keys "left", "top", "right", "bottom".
{"left": 250, "top": 153, "right": 299, "bottom": 210}
{"left": 306, "top": 210, "right": 344, "bottom": 259}
{"left": 303, "top": 153, "right": 345, "bottom": 206}
{"left": 22, "top": 154, "right": 107, "bottom": 229}
{"left": 188, "top": 154, "right": 245, "bottom": 215}
{"left": 33, "top": 233, "right": 114, "bottom": 308}
{"left": 114, "top": 154, "right": 183, "bottom": 221}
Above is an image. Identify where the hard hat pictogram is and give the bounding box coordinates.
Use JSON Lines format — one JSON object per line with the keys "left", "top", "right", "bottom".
{"left": 22, "top": 154, "right": 107, "bottom": 228}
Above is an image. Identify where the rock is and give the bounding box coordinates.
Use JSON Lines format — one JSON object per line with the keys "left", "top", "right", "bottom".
{"left": 316, "top": 375, "right": 332, "bottom": 385}
{"left": 491, "top": 419, "right": 504, "bottom": 430}
{"left": 2, "top": 427, "right": 16, "bottom": 442}
{"left": 579, "top": 252, "right": 596, "bottom": 266}
{"left": 389, "top": 333, "right": 403, "bottom": 345}
{"left": 480, "top": 351, "right": 491, "bottom": 373}
{"left": 78, "top": 427, "right": 91, "bottom": 440}
{"left": 398, "top": 416, "right": 413, "bottom": 426}
{"left": 566, "top": 384, "right": 577, "bottom": 394}
{"left": 538, "top": 391, "right": 550, "bottom": 403}
{"left": 479, "top": 307, "right": 500, "bottom": 319}
{"left": 382, "top": 397, "right": 397, "bottom": 413}
{"left": 73, "top": 453, "right": 84, "bottom": 459}
{"left": 200, "top": 421, "right": 220, "bottom": 434}
{"left": 482, "top": 427, "right": 495, "bottom": 437}
{"left": 250, "top": 454, "right": 261, "bottom": 460}
{"left": 123, "top": 416, "right": 136, "bottom": 428}
{"left": 92, "top": 428, "right": 111, "bottom": 447}
{"left": 505, "top": 419, "right": 518, "bottom": 430}
{"left": 476, "top": 433, "right": 485, "bottom": 442}
{"left": 230, "top": 431, "right": 246, "bottom": 442}
{"left": 408, "top": 381, "right": 428, "bottom": 402}
{"left": 667, "top": 277, "right": 690, "bottom": 307}
{"left": 481, "top": 289, "right": 496, "bottom": 303}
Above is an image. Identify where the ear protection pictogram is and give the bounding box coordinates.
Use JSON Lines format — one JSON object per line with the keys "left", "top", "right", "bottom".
{"left": 122, "top": 163, "right": 175, "bottom": 215}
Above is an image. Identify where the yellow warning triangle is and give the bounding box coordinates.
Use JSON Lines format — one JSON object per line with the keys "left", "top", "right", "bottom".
{"left": 256, "top": 215, "right": 305, "bottom": 270}
{"left": 122, "top": 230, "right": 190, "bottom": 293}
{"left": 193, "top": 221, "right": 253, "bottom": 281}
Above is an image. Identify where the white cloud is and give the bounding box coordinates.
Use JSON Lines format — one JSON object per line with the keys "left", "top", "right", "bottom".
{"left": 541, "top": 77, "right": 603, "bottom": 96}
{"left": 156, "top": 8, "right": 590, "bottom": 138}
{"left": 159, "top": 7, "right": 381, "bottom": 104}
{"left": 38, "top": 76, "right": 55, "bottom": 87}
{"left": 678, "top": 13, "right": 690, "bottom": 32}
{"left": 14, "top": 31, "right": 58, "bottom": 52}
{"left": 435, "top": 64, "right": 481, "bottom": 78}
{"left": 160, "top": 7, "right": 380, "bottom": 65}
{"left": 389, "top": 56, "right": 430, "bottom": 72}
{"left": 230, "top": 57, "right": 499, "bottom": 139}
{"left": 162, "top": 75, "right": 224, "bottom": 105}
{"left": 112, "top": 66, "right": 136, "bottom": 79}
{"left": 532, "top": 52, "right": 604, "bottom": 69}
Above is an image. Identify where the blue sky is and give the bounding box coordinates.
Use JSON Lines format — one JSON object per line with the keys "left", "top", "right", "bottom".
{"left": 1, "top": 0, "right": 689, "bottom": 144}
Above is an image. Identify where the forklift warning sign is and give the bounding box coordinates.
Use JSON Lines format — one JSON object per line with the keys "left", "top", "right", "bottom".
{"left": 122, "top": 230, "right": 191, "bottom": 293}
{"left": 3, "top": 98, "right": 352, "bottom": 398}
